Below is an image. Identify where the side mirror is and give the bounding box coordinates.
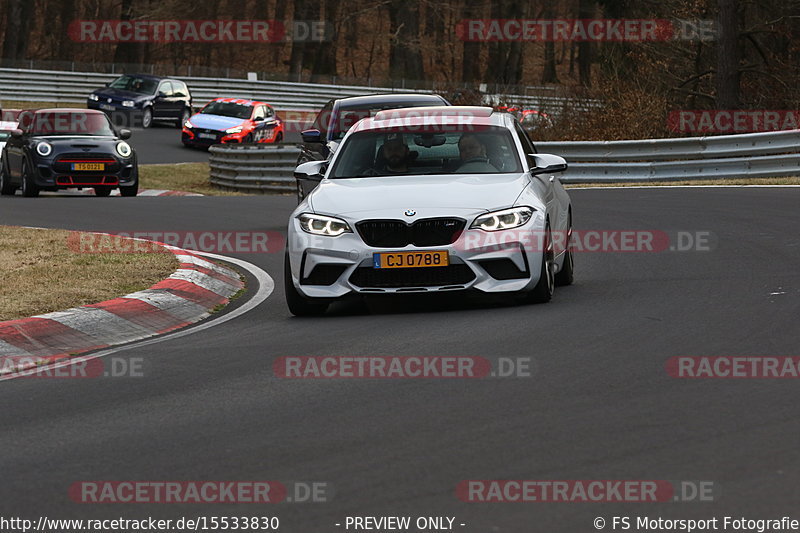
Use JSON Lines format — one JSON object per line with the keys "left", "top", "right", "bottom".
{"left": 294, "top": 160, "right": 327, "bottom": 181}
{"left": 529, "top": 154, "right": 568, "bottom": 175}
{"left": 301, "top": 129, "right": 322, "bottom": 143}
{"left": 10, "top": 129, "right": 23, "bottom": 138}
{"left": 157, "top": 91, "right": 167, "bottom": 98}
{"left": 253, "top": 116, "right": 264, "bottom": 122}
{"left": 119, "top": 129, "right": 132, "bottom": 140}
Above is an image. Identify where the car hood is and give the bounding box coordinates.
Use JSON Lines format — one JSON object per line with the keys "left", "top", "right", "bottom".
{"left": 92, "top": 87, "right": 150, "bottom": 101}
{"left": 188, "top": 114, "right": 245, "bottom": 131}
{"left": 310, "top": 173, "right": 530, "bottom": 217}
{"left": 34, "top": 135, "right": 120, "bottom": 148}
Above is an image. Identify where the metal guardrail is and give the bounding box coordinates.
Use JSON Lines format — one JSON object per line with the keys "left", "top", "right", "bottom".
{"left": 0, "top": 67, "right": 593, "bottom": 116}
{"left": 209, "top": 143, "right": 300, "bottom": 193}
{"left": 539, "top": 130, "right": 800, "bottom": 182}
{"left": 210, "top": 129, "right": 800, "bottom": 194}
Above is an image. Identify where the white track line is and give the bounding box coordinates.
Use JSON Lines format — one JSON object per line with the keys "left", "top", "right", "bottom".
{"left": 0, "top": 251, "right": 274, "bottom": 383}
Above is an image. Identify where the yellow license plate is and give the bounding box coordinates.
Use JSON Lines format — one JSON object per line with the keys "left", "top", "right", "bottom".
{"left": 373, "top": 250, "right": 449, "bottom": 269}
{"left": 72, "top": 163, "right": 105, "bottom": 171}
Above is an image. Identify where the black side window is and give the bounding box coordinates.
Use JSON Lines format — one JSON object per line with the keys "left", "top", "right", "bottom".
{"left": 264, "top": 105, "right": 274, "bottom": 118}
{"left": 159, "top": 81, "right": 175, "bottom": 97}
{"left": 312, "top": 100, "right": 333, "bottom": 137}
{"left": 172, "top": 81, "right": 187, "bottom": 97}
{"left": 515, "top": 122, "right": 537, "bottom": 167}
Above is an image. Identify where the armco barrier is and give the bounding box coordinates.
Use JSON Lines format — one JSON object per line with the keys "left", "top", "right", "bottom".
{"left": 209, "top": 143, "right": 300, "bottom": 193}
{"left": 209, "top": 129, "right": 800, "bottom": 193}
{"left": 0, "top": 67, "right": 593, "bottom": 115}
{"left": 538, "top": 129, "right": 800, "bottom": 182}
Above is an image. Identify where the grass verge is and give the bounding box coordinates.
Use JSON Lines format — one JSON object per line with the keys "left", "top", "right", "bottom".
{"left": 0, "top": 226, "right": 179, "bottom": 321}
{"left": 565, "top": 177, "right": 800, "bottom": 188}
{"left": 1, "top": 100, "right": 85, "bottom": 110}
{"left": 139, "top": 162, "right": 246, "bottom": 196}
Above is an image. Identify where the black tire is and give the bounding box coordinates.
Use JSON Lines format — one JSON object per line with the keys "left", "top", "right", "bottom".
{"left": 177, "top": 107, "right": 191, "bottom": 128}
{"left": 94, "top": 186, "right": 112, "bottom": 197}
{"left": 141, "top": 107, "right": 153, "bottom": 128}
{"left": 524, "top": 224, "right": 554, "bottom": 303}
{"left": 275, "top": 132, "right": 283, "bottom": 143}
{"left": 0, "top": 159, "right": 15, "bottom": 195}
{"left": 119, "top": 180, "right": 139, "bottom": 197}
{"left": 284, "top": 253, "right": 329, "bottom": 316}
{"left": 554, "top": 213, "right": 574, "bottom": 287}
{"left": 20, "top": 160, "right": 39, "bottom": 198}
{"left": 243, "top": 133, "right": 254, "bottom": 144}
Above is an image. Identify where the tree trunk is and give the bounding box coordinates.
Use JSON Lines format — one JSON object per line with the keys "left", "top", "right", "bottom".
{"left": 461, "top": 0, "right": 483, "bottom": 82}
{"left": 541, "top": 4, "right": 558, "bottom": 84}
{"left": 716, "top": 0, "right": 740, "bottom": 108}
{"left": 388, "top": 0, "right": 424, "bottom": 82}
{"left": 577, "top": 0, "right": 594, "bottom": 87}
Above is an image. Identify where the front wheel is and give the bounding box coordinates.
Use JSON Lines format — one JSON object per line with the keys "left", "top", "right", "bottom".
{"left": 284, "top": 253, "right": 329, "bottom": 316}
{"left": 524, "top": 224, "right": 554, "bottom": 304}
{"left": 119, "top": 181, "right": 139, "bottom": 197}
{"left": 554, "top": 213, "right": 574, "bottom": 286}
{"left": 0, "top": 160, "right": 15, "bottom": 195}
{"left": 20, "top": 160, "right": 39, "bottom": 197}
{"left": 141, "top": 107, "right": 153, "bottom": 128}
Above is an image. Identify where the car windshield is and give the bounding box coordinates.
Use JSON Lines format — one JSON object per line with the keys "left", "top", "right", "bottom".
{"left": 200, "top": 102, "right": 253, "bottom": 120}
{"left": 330, "top": 125, "right": 522, "bottom": 178}
{"left": 24, "top": 112, "right": 116, "bottom": 136}
{"left": 330, "top": 100, "right": 442, "bottom": 140}
{"left": 108, "top": 75, "right": 158, "bottom": 95}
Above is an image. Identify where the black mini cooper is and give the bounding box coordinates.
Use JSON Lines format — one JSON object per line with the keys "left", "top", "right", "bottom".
{"left": 0, "top": 109, "right": 138, "bottom": 197}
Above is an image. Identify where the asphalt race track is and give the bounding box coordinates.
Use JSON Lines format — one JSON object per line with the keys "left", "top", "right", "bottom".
{"left": 0, "top": 187, "right": 798, "bottom": 531}
{"left": 128, "top": 125, "right": 303, "bottom": 164}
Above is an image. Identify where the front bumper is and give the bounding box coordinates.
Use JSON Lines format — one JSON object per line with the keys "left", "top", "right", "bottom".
{"left": 287, "top": 214, "right": 547, "bottom": 299}
{"left": 32, "top": 155, "right": 137, "bottom": 189}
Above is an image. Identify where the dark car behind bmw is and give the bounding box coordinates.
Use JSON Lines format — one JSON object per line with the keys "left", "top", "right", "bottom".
{"left": 0, "top": 109, "right": 138, "bottom": 197}
{"left": 87, "top": 74, "right": 192, "bottom": 129}
{"left": 295, "top": 93, "right": 451, "bottom": 200}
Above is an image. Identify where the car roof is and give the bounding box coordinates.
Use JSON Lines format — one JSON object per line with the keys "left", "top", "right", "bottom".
{"left": 119, "top": 73, "right": 165, "bottom": 80}
{"left": 210, "top": 98, "right": 268, "bottom": 107}
{"left": 353, "top": 106, "right": 504, "bottom": 133}
{"left": 31, "top": 108, "right": 106, "bottom": 115}
{"left": 334, "top": 93, "right": 447, "bottom": 108}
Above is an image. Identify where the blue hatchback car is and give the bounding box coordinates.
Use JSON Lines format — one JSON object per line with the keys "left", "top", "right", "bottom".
{"left": 87, "top": 74, "right": 193, "bottom": 129}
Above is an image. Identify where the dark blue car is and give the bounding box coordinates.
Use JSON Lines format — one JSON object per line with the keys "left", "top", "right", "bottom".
{"left": 87, "top": 74, "right": 192, "bottom": 129}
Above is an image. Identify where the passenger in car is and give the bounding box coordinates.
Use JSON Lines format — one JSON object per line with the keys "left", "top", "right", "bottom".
{"left": 457, "top": 134, "right": 497, "bottom": 172}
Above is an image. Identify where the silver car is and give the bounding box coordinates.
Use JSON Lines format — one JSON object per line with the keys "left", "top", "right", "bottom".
{"left": 286, "top": 106, "right": 573, "bottom": 316}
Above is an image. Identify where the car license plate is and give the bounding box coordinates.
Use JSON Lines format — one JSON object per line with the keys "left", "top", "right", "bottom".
{"left": 373, "top": 250, "right": 449, "bottom": 269}
{"left": 198, "top": 133, "right": 217, "bottom": 139}
{"left": 99, "top": 104, "right": 115, "bottom": 111}
{"left": 72, "top": 163, "right": 105, "bottom": 171}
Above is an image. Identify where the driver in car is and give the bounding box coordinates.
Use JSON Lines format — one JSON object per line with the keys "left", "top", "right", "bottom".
{"left": 457, "top": 133, "right": 496, "bottom": 172}
{"left": 381, "top": 133, "right": 412, "bottom": 174}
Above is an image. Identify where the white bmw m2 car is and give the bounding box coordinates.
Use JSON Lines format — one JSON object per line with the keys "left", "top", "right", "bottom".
{"left": 285, "top": 106, "right": 572, "bottom": 315}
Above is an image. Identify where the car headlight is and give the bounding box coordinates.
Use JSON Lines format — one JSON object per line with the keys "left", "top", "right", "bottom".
{"left": 35, "top": 142, "right": 52, "bottom": 157}
{"left": 88, "top": 94, "right": 99, "bottom": 101}
{"left": 116, "top": 141, "right": 132, "bottom": 158}
{"left": 470, "top": 206, "right": 534, "bottom": 231}
{"left": 298, "top": 213, "right": 352, "bottom": 237}
{"left": 184, "top": 120, "right": 193, "bottom": 129}
{"left": 122, "top": 100, "right": 134, "bottom": 108}
{"left": 225, "top": 126, "right": 243, "bottom": 134}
